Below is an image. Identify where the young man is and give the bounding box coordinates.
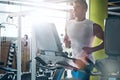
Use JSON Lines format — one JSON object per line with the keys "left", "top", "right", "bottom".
{"left": 64, "top": 0, "right": 104, "bottom": 79}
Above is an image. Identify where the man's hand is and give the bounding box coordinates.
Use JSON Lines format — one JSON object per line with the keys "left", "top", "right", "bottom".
{"left": 64, "top": 34, "right": 71, "bottom": 48}
{"left": 64, "top": 40, "right": 71, "bottom": 48}
{"left": 74, "top": 57, "right": 88, "bottom": 69}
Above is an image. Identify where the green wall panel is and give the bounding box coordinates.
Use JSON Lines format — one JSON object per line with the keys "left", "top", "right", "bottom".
{"left": 89, "top": 0, "right": 108, "bottom": 80}
{"left": 90, "top": 0, "right": 108, "bottom": 60}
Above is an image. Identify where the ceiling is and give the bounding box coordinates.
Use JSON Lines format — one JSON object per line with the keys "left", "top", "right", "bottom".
{"left": 108, "top": 0, "right": 120, "bottom": 16}
{"left": 0, "top": 0, "right": 120, "bottom": 16}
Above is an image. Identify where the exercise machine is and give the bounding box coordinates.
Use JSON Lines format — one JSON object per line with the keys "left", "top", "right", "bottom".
{"left": 92, "top": 16, "right": 120, "bottom": 80}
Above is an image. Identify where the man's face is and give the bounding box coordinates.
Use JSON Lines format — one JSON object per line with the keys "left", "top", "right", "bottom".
{"left": 72, "top": 2, "right": 85, "bottom": 18}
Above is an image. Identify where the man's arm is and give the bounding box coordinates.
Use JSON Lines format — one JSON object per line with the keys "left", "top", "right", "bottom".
{"left": 82, "top": 23, "right": 104, "bottom": 54}
{"left": 64, "top": 33, "right": 71, "bottom": 48}
{"left": 64, "top": 27, "right": 71, "bottom": 48}
{"left": 92, "top": 23, "right": 104, "bottom": 51}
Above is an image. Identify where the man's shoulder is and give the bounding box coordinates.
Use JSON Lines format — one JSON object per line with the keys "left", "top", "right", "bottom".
{"left": 85, "top": 19, "right": 94, "bottom": 25}
{"left": 93, "top": 23, "right": 103, "bottom": 35}
{"left": 93, "top": 23, "right": 101, "bottom": 29}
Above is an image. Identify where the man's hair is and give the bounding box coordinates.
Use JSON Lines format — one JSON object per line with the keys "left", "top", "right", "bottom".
{"left": 72, "top": 0, "right": 88, "bottom": 10}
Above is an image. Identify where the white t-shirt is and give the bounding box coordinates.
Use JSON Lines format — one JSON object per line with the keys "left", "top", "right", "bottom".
{"left": 66, "top": 19, "right": 95, "bottom": 67}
